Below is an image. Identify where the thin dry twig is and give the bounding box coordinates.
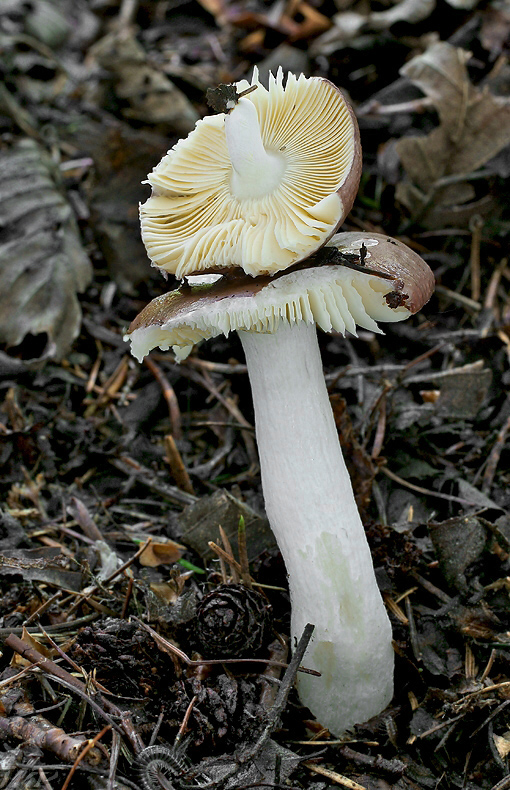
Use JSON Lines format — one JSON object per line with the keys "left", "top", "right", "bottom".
{"left": 132, "top": 617, "right": 320, "bottom": 675}
{"left": 61, "top": 724, "right": 112, "bottom": 790}
{"left": 482, "top": 412, "right": 510, "bottom": 493}
{"left": 303, "top": 762, "right": 367, "bottom": 790}
{"left": 164, "top": 434, "right": 195, "bottom": 494}
{"left": 145, "top": 356, "right": 182, "bottom": 439}
{"left": 379, "top": 465, "right": 478, "bottom": 506}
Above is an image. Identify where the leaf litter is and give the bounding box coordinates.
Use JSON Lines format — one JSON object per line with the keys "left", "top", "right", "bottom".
{"left": 1, "top": 1, "right": 510, "bottom": 789}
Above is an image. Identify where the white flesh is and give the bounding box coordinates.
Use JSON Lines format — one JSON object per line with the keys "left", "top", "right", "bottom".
{"left": 224, "top": 97, "right": 286, "bottom": 200}
{"left": 239, "top": 321, "right": 394, "bottom": 734}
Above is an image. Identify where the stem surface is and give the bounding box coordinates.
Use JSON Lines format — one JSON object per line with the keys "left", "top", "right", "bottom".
{"left": 239, "top": 320, "right": 394, "bottom": 734}
{"left": 224, "top": 98, "right": 286, "bottom": 200}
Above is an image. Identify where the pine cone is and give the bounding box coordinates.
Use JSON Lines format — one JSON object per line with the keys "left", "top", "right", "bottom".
{"left": 196, "top": 584, "right": 272, "bottom": 658}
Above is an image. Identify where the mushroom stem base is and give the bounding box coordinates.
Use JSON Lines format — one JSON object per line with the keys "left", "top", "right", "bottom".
{"left": 239, "top": 320, "right": 394, "bottom": 735}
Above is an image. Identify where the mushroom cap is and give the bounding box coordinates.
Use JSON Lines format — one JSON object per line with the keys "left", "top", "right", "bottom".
{"left": 140, "top": 68, "right": 361, "bottom": 279}
{"left": 126, "top": 232, "right": 435, "bottom": 362}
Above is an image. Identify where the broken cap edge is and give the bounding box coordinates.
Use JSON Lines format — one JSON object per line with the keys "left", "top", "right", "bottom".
{"left": 126, "top": 235, "right": 434, "bottom": 362}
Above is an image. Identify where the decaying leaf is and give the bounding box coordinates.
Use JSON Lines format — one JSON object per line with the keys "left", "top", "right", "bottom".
{"left": 311, "top": 0, "right": 435, "bottom": 57}
{"left": 405, "top": 360, "right": 492, "bottom": 418}
{"left": 88, "top": 29, "right": 199, "bottom": 135}
{"left": 0, "top": 139, "right": 92, "bottom": 363}
{"left": 428, "top": 515, "right": 488, "bottom": 593}
{"left": 395, "top": 42, "right": 510, "bottom": 227}
{"left": 493, "top": 731, "right": 510, "bottom": 759}
{"left": 139, "top": 538, "right": 185, "bottom": 567}
{"left": 0, "top": 546, "right": 84, "bottom": 589}
{"left": 180, "top": 489, "right": 274, "bottom": 561}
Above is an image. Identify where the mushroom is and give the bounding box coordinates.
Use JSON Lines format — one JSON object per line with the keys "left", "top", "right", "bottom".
{"left": 140, "top": 68, "right": 361, "bottom": 279}
{"left": 125, "top": 232, "right": 435, "bottom": 734}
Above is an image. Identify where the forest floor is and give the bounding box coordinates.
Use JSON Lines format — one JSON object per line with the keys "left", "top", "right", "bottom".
{"left": 1, "top": 0, "right": 510, "bottom": 788}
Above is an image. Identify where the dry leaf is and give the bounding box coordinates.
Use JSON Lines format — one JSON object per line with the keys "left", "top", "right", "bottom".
{"left": 10, "top": 628, "right": 52, "bottom": 668}
{"left": 395, "top": 42, "right": 510, "bottom": 227}
{"left": 139, "top": 539, "right": 185, "bottom": 567}
{"left": 494, "top": 732, "right": 510, "bottom": 759}
{"left": 89, "top": 29, "right": 199, "bottom": 135}
{"left": 0, "top": 139, "right": 92, "bottom": 362}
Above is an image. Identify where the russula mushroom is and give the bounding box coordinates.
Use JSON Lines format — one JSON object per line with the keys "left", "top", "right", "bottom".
{"left": 126, "top": 232, "right": 435, "bottom": 734}
{"left": 140, "top": 68, "right": 361, "bottom": 279}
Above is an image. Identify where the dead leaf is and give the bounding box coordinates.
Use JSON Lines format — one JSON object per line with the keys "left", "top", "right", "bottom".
{"left": 368, "top": 0, "right": 436, "bottom": 30}
{"left": 139, "top": 539, "right": 185, "bottom": 567}
{"left": 493, "top": 732, "right": 510, "bottom": 759}
{"left": 395, "top": 42, "right": 510, "bottom": 227}
{"left": 10, "top": 628, "right": 53, "bottom": 669}
{"left": 180, "top": 489, "right": 274, "bottom": 561}
{"left": 0, "top": 546, "right": 83, "bottom": 590}
{"left": 428, "top": 515, "right": 487, "bottom": 593}
{"left": 0, "top": 139, "right": 92, "bottom": 363}
{"left": 89, "top": 29, "right": 199, "bottom": 135}
{"left": 406, "top": 360, "right": 492, "bottom": 418}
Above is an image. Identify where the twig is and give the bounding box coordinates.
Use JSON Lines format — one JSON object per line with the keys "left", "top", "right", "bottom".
{"left": 165, "top": 434, "right": 195, "bottom": 495}
{"left": 237, "top": 516, "right": 252, "bottom": 588}
{"left": 0, "top": 613, "right": 99, "bottom": 638}
{"left": 4, "top": 634, "right": 144, "bottom": 752}
{"left": 379, "top": 465, "right": 478, "bottom": 506}
{"left": 482, "top": 413, "right": 510, "bottom": 493}
{"left": 199, "top": 624, "right": 315, "bottom": 790}
{"left": 404, "top": 597, "right": 422, "bottom": 663}
{"left": 218, "top": 525, "right": 240, "bottom": 583}
{"left": 110, "top": 456, "right": 197, "bottom": 507}
{"left": 469, "top": 215, "right": 483, "bottom": 302}
{"left": 61, "top": 724, "right": 112, "bottom": 790}
{"left": 303, "top": 762, "right": 366, "bottom": 790}
{"left": 108, "top": 730, "right": 122, "bottom": 790}
{"left": 145, "top": 357, "right": 182, "bottom": 439}
{"left": 23, "top": 592, "right": 62, "bottom": 626}
{"left": 410, "top": 571, "right": 452, "bottom": 604}
{"left": 338, "top": 746, "right": 405, "bottom": 778}
{"left": 132, "top": 617, "right": 319, "bottom": 676}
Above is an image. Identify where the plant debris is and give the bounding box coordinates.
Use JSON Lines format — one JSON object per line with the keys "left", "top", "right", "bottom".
{"left": 1, "top": 1, "right": 510, "bottom": 789}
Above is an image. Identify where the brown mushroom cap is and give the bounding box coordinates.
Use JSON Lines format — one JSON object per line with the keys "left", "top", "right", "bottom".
{"left": 126, "top": 232, "right": 434, "bottom": 362}
{"left": 330, "top": 232, "right": 435, "bottom": 314}
{"left": 140, "top": 68, "right": 361, "bottom": 279}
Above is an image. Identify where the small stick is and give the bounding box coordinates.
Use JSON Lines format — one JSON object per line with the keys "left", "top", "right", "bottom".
{"left": 144, "top": 356, "right": 182, "bottom": 439}
{"left": 4, "top": 634, "right": 144, "bottom": 753}
{"left": 121, "top": 577, "right": 134, "bottom": 619}
{"left": 379, "top": 465, "right": 478, "bottom": 506}
{"left": 61, "top": 724, "right": 112, "bottom": 790}
{"left": 338, "top": 745, "right": 406, "bottom": 778}
{"left": 164, "top": 435, "right": 195, "bottom": 495}
{"left": 23, "top": 591, "right": 62, "bottom": 627}
{"left": 469, "top": 215, "right": 483, "bottom": 302}
{"left": 304, "top": 763, "right": 367, "bottom": 790}
{"left": 108, "top": 730, "right": 122, "bottom": 790}
{"left": 132, "top": 617, "right": 319, "bottom": 676}
{"left": 482, "top": 412, "right": 510, "bottom": 493}
{"left": 208, "top": 540, "right": 242, "bottom": 580}
{"left": 371, "top": 393, "right": 387, "bottom": 459}
{"left": 174, "top": 695, "right": 198, "bottom": 748}
{"left": 237, "top": 516, "right": 252, "bottom": 588}
{"left": 404, "top": 596, "right": 422, "bottom": 663}
{"left": 219, "top": 525, "right": 240, "bottom": 583}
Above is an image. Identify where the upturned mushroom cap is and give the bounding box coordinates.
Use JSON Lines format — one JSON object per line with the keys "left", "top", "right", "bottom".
{"left": 126, "top": 232, "right": 434, "bottom": 362}
{"left": 140, "top": 68, "right": 361, "bottom": 279}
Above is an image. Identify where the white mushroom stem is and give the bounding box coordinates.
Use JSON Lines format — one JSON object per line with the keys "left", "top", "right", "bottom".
{"left": 225, "top": 98, "right": 286, "bottom": 200}
{"left": 238, "top": 320, "right": 394, "bottom": 734}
